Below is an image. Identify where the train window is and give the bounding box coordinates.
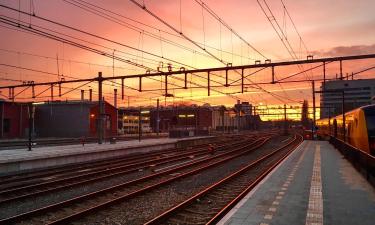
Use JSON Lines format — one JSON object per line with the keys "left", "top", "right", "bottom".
{"left": 366, "top": 115, "right": 375, "bottom": 133}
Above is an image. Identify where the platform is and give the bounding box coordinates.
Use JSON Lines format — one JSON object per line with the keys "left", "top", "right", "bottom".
{"left": 219, "top": 140, "right": 375, "bottom": 225}
{"left": 0, "top": 136, "right": 213, "bottom": 175}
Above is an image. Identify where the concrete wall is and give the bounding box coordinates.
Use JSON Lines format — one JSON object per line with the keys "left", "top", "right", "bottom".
{"left": 175, "top": 136, "right": 217, "bottom": 148}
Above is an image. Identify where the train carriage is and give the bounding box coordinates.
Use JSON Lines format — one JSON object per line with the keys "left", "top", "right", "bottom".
{"left": 316, "top": 104, "right": 375, "bottom": 156}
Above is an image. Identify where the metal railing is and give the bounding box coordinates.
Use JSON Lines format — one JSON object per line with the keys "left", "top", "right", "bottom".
{"left": 329, "top": 136, "right": 375, "bottom": 187}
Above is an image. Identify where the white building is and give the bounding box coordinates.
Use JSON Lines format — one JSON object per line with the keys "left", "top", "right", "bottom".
{"left": 320, "top": 78, "right": 375, "bottom": 118}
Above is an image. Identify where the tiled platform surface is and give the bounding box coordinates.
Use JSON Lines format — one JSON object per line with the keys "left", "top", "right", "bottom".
{"left": 219, "top": 140, "right": 375, "bottom": 225}
{"left": 0, "top": 136, "right": 211, "bottom": 174}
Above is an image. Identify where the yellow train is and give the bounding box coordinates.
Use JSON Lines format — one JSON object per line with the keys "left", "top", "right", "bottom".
{"left": 316, "top": 104, "right": 375, "bottom": 156}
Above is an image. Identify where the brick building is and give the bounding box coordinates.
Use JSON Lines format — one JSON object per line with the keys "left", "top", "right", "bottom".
{"left": 0, "top": 100, "right": 29, "bottom": 139}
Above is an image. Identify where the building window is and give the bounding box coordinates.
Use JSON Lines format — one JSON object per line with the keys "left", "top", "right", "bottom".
{"left": 3, "top": 119, "right": 10, "bottom": 133}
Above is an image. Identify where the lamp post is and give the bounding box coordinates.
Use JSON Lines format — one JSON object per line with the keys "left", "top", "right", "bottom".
{"left": 27, "top": 102, "right": 35, "bottom": 151}
{"left": 138, "top": 106, "right": 142, "bottom": 142}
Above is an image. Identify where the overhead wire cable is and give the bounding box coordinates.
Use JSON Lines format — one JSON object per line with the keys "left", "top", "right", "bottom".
{"left": 0, "top": 3, "right": 240, "bottom": 96}
{"left": 0, "top": 16, "right": 239, "bottom": 102}
{"left": 66, "top": 0, "right": 258, "bottom": 62}
{"left": 194, "top": 0, "right": 267, "bottom": 60}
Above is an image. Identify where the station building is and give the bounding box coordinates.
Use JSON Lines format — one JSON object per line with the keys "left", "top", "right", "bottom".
{"left": 149, "top": 105, "right": 212, "bottom": 136}
{"left": 149, "top": 102, "right": 260, "bottom": 137}
{"left": 117, "top": 107, "right": 152, "bottom": 134}
{"left": 0, "top": 100, "right": 29, "bottom": 139}
{"left": 320, "top": 78, "right": 375, "bottom": 118}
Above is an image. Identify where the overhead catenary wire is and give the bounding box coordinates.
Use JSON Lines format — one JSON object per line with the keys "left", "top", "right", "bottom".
{"left": 0, "top": 4, "right": 244, "bottom": 101}
{"left": 256, "top": 0, "right": 312, "bottom": 100}
{"left": 64, "top": 0, "right": 258, "bottom": 62}
{"left": 128, "top": 0, "right": 274, "bottom": 104}
{"left": 0, "top": 17, "right": 243, "bottom": 103}
{"left": 193, "top": 0, "right": 267, "bottom": 60}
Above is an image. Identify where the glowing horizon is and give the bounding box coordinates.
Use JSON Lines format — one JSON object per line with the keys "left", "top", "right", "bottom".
{"left": 0, "top": 0, "right": 374, "bottom": 120}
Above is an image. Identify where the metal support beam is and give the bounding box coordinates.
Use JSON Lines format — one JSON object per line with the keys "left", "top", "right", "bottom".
{"left": 121, "top": 78, "right": 124, "bottom": 100}
{"left": 98, "top": 72, "right": 104, "bottom": 144}
{"left": 31, "top": 85, "right": 35, "bottom": 98}
{"left": 184, "top": 73, "right": 187, "bottom": 89}
{"left": 8, "top": 87, "right": 15, "bottom": 101}
{"left": 138, "top": 106, "right": 142, "bottom": 142}
{"left": 156, "top": 98, "right": 160, "bottom": 136}
{"left": 271, "top": 66, "right": 275, "bottom": 84}
{"left": 81, "top": 90, "right": 84, "bottom": 101}
{"left": 283, "top": 104, "right": 288, "bottom": 135}
{"left": 89, "top": 89, "right": 92, "bottom": 102}
{"left": 165, "top": 74, "right": 168, "bottom": 96}
{"left": 114, "top": 89, "right": 117, "bottom": 108}
{"left": 342, "top": 91, "right": 346, "bottom": 142}
{"left": 58, "top": 82, "right": 62, "bottom": 97}
{"left": 2, "top": 54, "right": 375, "bottom": 90}
{"left": 340, "top": 60, "right": 343, "bottom": 80}
{"left": 323, "top": 62, "right": 326, "bottom": 91}
{"left": 225, "top": 69, "right": 229, "bottom": 87}
{"left": 208, "top": 71, "right": 210, "bottom": 96}
{"left": 312, "top": 80, "right": 316, "bottom": 140}
{"left": 139, "top": 77, "right": 142, "bottom": 92}
{"left": 50, "top": 84, "right": 54, "bottom": 101}
{"left": 27, "top": 102, "right": 34, "bottom": 151}
{"left": 241, "top": 68, "right": 244, "bottom": 93}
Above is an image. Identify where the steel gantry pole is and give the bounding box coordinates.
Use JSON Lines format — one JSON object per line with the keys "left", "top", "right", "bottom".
{"left": 27, "top": 102, "right": 34, "bottom": 151}
{"left": 138, "top": 106, "right": 142, "bottom": 142}
{"left": 156, "top": 98, "right": 160, "bottom": 136}
{"left": 284, "top": 104, "right": 288, "bottom": 135}
{"left": 98, "top": 72, "right": 104, "bottom": 144}
{"left": 312, "top": 80, "right": 316, "bottom": 140}
{"left": 342, "top": 91, "right": 346, "bottom": 142}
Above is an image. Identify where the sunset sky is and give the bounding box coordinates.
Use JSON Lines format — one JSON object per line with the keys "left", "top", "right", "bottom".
{"left": 0, "top": 0, "right": 374, "bottom": 120}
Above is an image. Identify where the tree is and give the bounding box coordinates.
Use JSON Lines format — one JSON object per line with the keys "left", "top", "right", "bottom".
{"left": 301, "top": 100, "right": 309, "bottom": 129}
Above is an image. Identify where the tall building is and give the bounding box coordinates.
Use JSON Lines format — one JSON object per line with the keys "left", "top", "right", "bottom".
{"left": 320, "top": 79, "right": 375, "bottom": 118}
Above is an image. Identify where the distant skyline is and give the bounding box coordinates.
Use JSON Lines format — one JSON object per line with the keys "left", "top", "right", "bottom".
{"left": 0, "top": 0, "right": 374, "bottom": 119}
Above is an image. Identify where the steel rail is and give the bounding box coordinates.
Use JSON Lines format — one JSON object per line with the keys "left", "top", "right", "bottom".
{"left": 45, "top": 137, "right": 270, "bottom": 225}
{"left": 144, "top": 134, "right": 302, "bottom": 225}
{"left": 0, "top": 136, "right": 269, "bottom": 224}
{"left": 0, "top": 138, "right": 251, "bottom": 203}
{"left": 206, "top": 134, "right": 303, "bottom": 224}
{"left": 0, "top": 144, "right": 187, "bottom": 187}
{"left": 0, "top": 137, "right": 235, "bottom": 187}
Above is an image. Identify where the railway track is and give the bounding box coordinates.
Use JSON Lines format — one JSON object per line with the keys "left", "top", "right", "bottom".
{"left": 0, "top": 134, "right": 269, "bottom": 224}
{"left": 145, "top": 134, "right": 303, "bottom": 225}
{"left": 0, "top": 135, "right": 241, "bottom": 189}
{"left": 0, "top": 136, "right": 255, "bottom": 204}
